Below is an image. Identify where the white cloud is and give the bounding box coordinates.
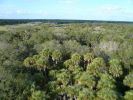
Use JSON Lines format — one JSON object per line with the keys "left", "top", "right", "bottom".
{"left": 0, "top": 8, "right": 48, "bottom": 19}
{"left": 99, "top": 5, "right": 123, "bottom": 13}
{"left": 79, "top": 4, "right": 133, "bottom": 21}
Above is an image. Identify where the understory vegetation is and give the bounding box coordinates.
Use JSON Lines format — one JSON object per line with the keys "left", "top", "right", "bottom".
{"left": 0, "top": 22, "right": 133, "bottom": 100}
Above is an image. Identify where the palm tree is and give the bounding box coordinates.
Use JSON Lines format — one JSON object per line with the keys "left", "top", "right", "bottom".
{"left": 109, "top": 59, "right": 123, "bottom": 78}
{"left": 77, "top": 88, "right": 95, "bottom": 100}
{"left": 23, "top": 57, "right": 34, "bottom": 67}
{"left": 56, "top": 69, "right": 71, "bottom": 86}
{"left": 97, "top": 73, "right": 116, "bottom": 90}
{"left": 46, "top": 81, "right": 59, "bottom": 99}
{"left": 30, "top": 83, "right": 49, "bottom": 100}
{"left": 71, "top": 53, "right": 81, "bottom": 65}
{"left": 55, "top": 69, "right": 72, "bottom": 99}
{"left": 72, "top": 66, "right": 83, "bottom": 84}
{"left": 66, "top": 86, "right": 78, "bottom": 100}
{"left": 83, "top": 53, "right": 94, "bottom": 65}
{"left": 78, "top": 72, "right": 96, "bottom": 89}
{"left": 52, "top": 50, "right": 62, "bottom": 64}
{"left": 64, "top": 60, "right": 82, "bottom": 73}
{"left": 29, "top": 90, "right": 48, "bottom": 100}
{"left": 35, "top": 57, "right": 48, "bottom": 71}
{"left": 123, "top": 71, "right": 133, "bottom": 88}
{"left": 32, "top": 55, "right": 40, "bottom": 61}
{"left": 92, "top": 57, "right": 105, "bottom": 67}
{"left": 39, "top": 49, "right": 51, "bottom": 59}
{"left": 64, "top": 59, "right": 74, "bottom": 71}
{"left": 32, "top": 55, "right": 40, "bottom": 66}
{"left": 64, "top": 53, "right": 82, "bottom": 73}
{"left": 96, "top": 88, "right": 119, "bottom": 100}
{"left": 87, "top": 57, "right": 106, "bottom": 76}
{"left": 124, "top": 90, "right": 133, "bottom": 100}
{"left": 49, "top": 70, "right": 58, "bottom": 80}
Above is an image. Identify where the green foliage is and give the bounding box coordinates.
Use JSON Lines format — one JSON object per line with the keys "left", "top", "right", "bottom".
{"left": 97, "top": 73, "right": 116, "bottom": 89}
{"left": 123, "top": 71, "right": 133, "bottom": 88}
{"left": 117, "top": 40, "right": 133, "bottom": 69}
{"left": 93, "top": 57, "right": 105, "bottom": 67}
{"left": 40, "top": 49, "right": 51, "bottom": 58}
{"left": 64, "top": 59, "right": 73, "bottom": 69}
{"left": 29, "top": 84, "right": 49, "bottom": 100}
{"left": 56, "top": 69, "right": 71, "bottom": 86}
{"left": 24, "top": 57, "right": 35, "bottom": 67}
{"left": 52, "top": 50, "right": 62, "bottom": 62}
{"left": 96, "top": 88, "right": 119, "bottom": 100}
{"left": 63, "top": 40, "right": 90, "bottom": 55}
{"left": 32, "top": 55, "right": 40, "bottom": 61}
{"left": 40, "top": 40, "right": 63, "bottom": 53}
{"left": 36, "top": 58, "right": 48, "bottom": 70}
{"left": 87, "top": 57, "right": 106, "bottom": 76}
{"left": 66, "top": 85, "right": 79, "bottom": 98}
{"left": 0, "top": 22, "right": 133, "bottom": 100}
{"left": 78, "top": 72, "right": 96, "bottom": 89}
{"left": 84, "top": 53, "right": 94, "bottom": 62}
{"left": 64, "top": 53, "right": 82, "bottom": 72}
{"left": 29, "top": 90, "right": 47, "bottom": 100}
{"left": 109, "top": 59, "right": 123, "bottom": 78}
{"left": 71, "top": 53, "right": 81, "bottom": 65}
{"left": 77, "top": 88, "right": 95, "bottom": 100}
{"left": 124, "top": 90, "right": 133, "bottom": 100}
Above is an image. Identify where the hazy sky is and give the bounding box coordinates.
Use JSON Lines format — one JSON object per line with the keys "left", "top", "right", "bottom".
{"left": 0, "top": 0, "right": 133, "bottom": 21}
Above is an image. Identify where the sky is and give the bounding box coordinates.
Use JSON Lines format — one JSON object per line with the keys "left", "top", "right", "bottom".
{"left": 0, "top": 0, "right": 133, "bottom": 21}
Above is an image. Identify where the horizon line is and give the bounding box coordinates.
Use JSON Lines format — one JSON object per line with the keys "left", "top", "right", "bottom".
{"left": 0, "top": 19, "right": 133, "bottom": 23}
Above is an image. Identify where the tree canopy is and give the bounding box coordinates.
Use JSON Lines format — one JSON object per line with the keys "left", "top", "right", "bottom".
{"left": 0, "top": 22, "right": 133, "bottom": 100}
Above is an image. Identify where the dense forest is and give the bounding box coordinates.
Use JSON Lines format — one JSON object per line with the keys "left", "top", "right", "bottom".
{"left": 0, "top": 22, "right": 133, "bottom": 100}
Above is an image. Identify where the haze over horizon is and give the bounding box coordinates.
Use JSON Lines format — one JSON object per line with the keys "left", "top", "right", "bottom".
{"left": 0, "top": 0, "right": 133, "bottom": 21}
